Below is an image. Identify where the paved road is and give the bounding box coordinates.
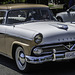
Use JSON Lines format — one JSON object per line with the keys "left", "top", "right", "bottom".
{"left": 0, "top": 54, "right": 75, "bottom": 75}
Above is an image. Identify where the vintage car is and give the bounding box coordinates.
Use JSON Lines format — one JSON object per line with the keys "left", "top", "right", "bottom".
{"left": 56, "top": 5, "right": 75, "bottom": 22}
{"left": 0, "top": 4, "right": 75, "bottom": 72}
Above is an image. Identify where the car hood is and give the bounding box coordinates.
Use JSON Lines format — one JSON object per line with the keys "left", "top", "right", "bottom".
{"left": 16, "top": 21, "right": 75, "bottom": 45}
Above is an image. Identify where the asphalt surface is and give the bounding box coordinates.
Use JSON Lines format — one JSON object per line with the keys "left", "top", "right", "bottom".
{"left": 0, "top": 54, "right": 75, "bottom": 75}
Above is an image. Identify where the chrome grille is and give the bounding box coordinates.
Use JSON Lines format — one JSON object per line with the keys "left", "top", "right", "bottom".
{"left": 31, "top": 42, "right": 75, "bottom": 62}
{"left": 32, "top": 42, "right": 75, "bottom": 57}
{"left": 42, "top": 44, "right": 68, "bottom": 54}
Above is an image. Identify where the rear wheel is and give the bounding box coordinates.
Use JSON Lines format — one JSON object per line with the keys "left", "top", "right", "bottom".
{"left": 57, "top": 17, "right": 63, "bottom": 22}
{"left": 15, "top": 46, "right": 29, "bottom": 72}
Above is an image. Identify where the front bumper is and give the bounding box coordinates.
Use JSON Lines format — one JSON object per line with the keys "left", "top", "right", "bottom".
{"left": 26, "top": 55, "right": 52, "bottom": 64}
{"left": 26, "top": 51, "right": 75, "bottom": 64}
{"left": 26, "top": 42, "right": 75, "bottom": 64}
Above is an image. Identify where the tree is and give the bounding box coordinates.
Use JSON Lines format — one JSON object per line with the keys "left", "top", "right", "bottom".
{"left": 64, "top": 0, "right": 70, "bottom": 4}
{"left": 25, "top": 0, "right": 48, "bottom": 5}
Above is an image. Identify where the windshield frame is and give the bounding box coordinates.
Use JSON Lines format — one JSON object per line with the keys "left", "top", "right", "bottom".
{"left": 6, "top": 7, "right": 56, "bottom": 25}
{"left": 0, "top": 10, "right": 7, "bottom": 25}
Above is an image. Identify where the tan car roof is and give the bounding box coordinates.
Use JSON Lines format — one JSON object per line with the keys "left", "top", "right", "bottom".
{"left": 0, "top": 4, "right": 48, "bottom": 10}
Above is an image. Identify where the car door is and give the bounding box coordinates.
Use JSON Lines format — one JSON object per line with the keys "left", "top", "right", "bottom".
{"left": 68, "top": 5, "right": 75, "bottom": 22}
{"left": 60, "top": 11, "right": 72, "bottom": 22}
{"left": 0, "top": 25, "right": 6, "bottom": 54}
{"left": 0, "top": 11, "right": 6, "bottom": 54}
{"left": 70, "top": 11, "right": 75, "bottom": 22}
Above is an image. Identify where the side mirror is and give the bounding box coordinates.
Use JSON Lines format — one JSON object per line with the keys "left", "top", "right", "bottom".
{"left": 67, "top": 9, "right": 70, "bottom": 13}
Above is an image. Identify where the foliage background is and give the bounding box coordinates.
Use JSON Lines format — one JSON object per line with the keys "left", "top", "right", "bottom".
{"left": 64, "top": 0, "right": 70, "bottom": 4}
{"left": 0, "top": 0, "right": 70, "bottom": 4}
{"left": 0, "top": 0, "right": 26, "bottom": 4}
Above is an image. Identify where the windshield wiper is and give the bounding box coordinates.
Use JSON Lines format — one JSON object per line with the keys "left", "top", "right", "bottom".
{"left": 25, "top": 19, "right": 54, "bottom": 23}
{"left": 26, "top": 20, "right": 39, "bottom": 23}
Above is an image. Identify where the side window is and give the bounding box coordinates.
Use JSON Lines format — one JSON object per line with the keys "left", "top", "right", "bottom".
{"left": 69, "top": 6, "right": 75, "bottom": 11}
{"left": 0, "top": 11, "right": 5, "bottom": 24}
{"left": 40, "top": 9, "right": 50, "bottom": 19}
{"left": 7, "top": 10, "right": 27, "bottom": 24}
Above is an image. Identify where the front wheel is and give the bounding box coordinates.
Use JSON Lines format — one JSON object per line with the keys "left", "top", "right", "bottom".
{"left": 15, "top": 46, "right": 29, "bottom": 72}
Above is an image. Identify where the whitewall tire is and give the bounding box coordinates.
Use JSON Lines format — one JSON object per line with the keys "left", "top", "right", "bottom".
{"left": 15, "top": 46, "right": 29, "bottom": 72}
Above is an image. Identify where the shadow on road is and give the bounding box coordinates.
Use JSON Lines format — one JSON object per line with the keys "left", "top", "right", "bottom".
{"left": 0, "top": 54, "right": 20, "bottom": 71}
{"left": 0, "top": 54, "right": 75, "bottom": 75}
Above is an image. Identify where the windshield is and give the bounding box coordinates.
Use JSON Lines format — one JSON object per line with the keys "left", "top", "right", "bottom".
{"left": 7, "top": 8, "right": 56, "bottom": 24}
{"left": 69, "top": 5, "right": 75, "bottom": 11}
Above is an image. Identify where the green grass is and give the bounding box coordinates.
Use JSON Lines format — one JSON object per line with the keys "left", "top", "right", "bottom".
{"left": 49, "top": 4, "right": 63, "bottom": 9}
{"left": 48, "top": 4, "right": 54, "bottom": 7}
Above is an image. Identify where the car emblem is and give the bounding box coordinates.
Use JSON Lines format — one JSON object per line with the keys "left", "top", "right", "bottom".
{"left": 70, "top": 44, "right": 75, "bottom": 51}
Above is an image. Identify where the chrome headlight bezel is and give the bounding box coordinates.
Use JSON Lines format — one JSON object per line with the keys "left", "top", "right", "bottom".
{"left": 34, "top": 33, "right": 43, "bottom": 44}
{"left": 33, "top": 47, "right": 43, "bottom": 55}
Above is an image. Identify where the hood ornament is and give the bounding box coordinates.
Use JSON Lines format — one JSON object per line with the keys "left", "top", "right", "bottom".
{"left": 57, "top": 24, "right": 68, "bottom": 30}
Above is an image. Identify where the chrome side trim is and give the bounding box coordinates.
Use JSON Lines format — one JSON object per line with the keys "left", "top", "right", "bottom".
{"left": 12, "top": 41, "right": 30, "bottom": 47}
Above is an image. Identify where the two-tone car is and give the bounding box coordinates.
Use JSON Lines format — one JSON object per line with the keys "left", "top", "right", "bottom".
{"left": 0, "top": 4, "right": 75, "bottom": 72}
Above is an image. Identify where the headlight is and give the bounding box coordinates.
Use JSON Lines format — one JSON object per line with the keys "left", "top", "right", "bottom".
{"left": 33, "top": 47, "right": 43, "bottom": 55}
{"left": 34, "top": 33, "right": 43, "bottom": 44}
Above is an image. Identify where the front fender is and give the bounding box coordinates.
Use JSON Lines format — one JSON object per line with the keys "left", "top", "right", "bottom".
{"left": 12, "top": 41, "right": 31, "bottom": 56}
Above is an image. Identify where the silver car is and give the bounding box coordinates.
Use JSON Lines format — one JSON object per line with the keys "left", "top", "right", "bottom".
{"left": 56, "top": 5, "right": 75, "bottom": 22}
{"left": 0, "top": 4, "right": 75, "bottom": 72}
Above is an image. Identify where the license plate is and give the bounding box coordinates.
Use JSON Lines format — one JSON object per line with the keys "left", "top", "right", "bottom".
{"left": 65, "top": 51, "right": 75, "bottom": 59}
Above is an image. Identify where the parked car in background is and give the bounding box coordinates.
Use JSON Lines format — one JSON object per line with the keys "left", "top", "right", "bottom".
{"left": 0, "top": 4, "right": 75, "bottom": 72}
{"left": 56, "top": 5, "right": 75, "bottom": 22}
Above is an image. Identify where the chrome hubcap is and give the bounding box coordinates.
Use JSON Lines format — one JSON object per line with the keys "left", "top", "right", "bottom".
{"left": 16, "top": 47, "right": 27, "bottom": 71}
{"left": 18, "top": 52, "right": 25, "bottom": 66}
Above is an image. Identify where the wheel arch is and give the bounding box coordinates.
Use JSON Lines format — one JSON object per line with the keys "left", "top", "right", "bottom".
{"left": 56, "top": 16, "right": 63, "bottom": 22}
{"left": 56, "top": 16, "right": 62, "bottom": 19}
{"left": 12, "top": 41, "right": 30, "bottom": 60}
{"left": 12, "top": 44, "right": 22, "bottom": 60}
